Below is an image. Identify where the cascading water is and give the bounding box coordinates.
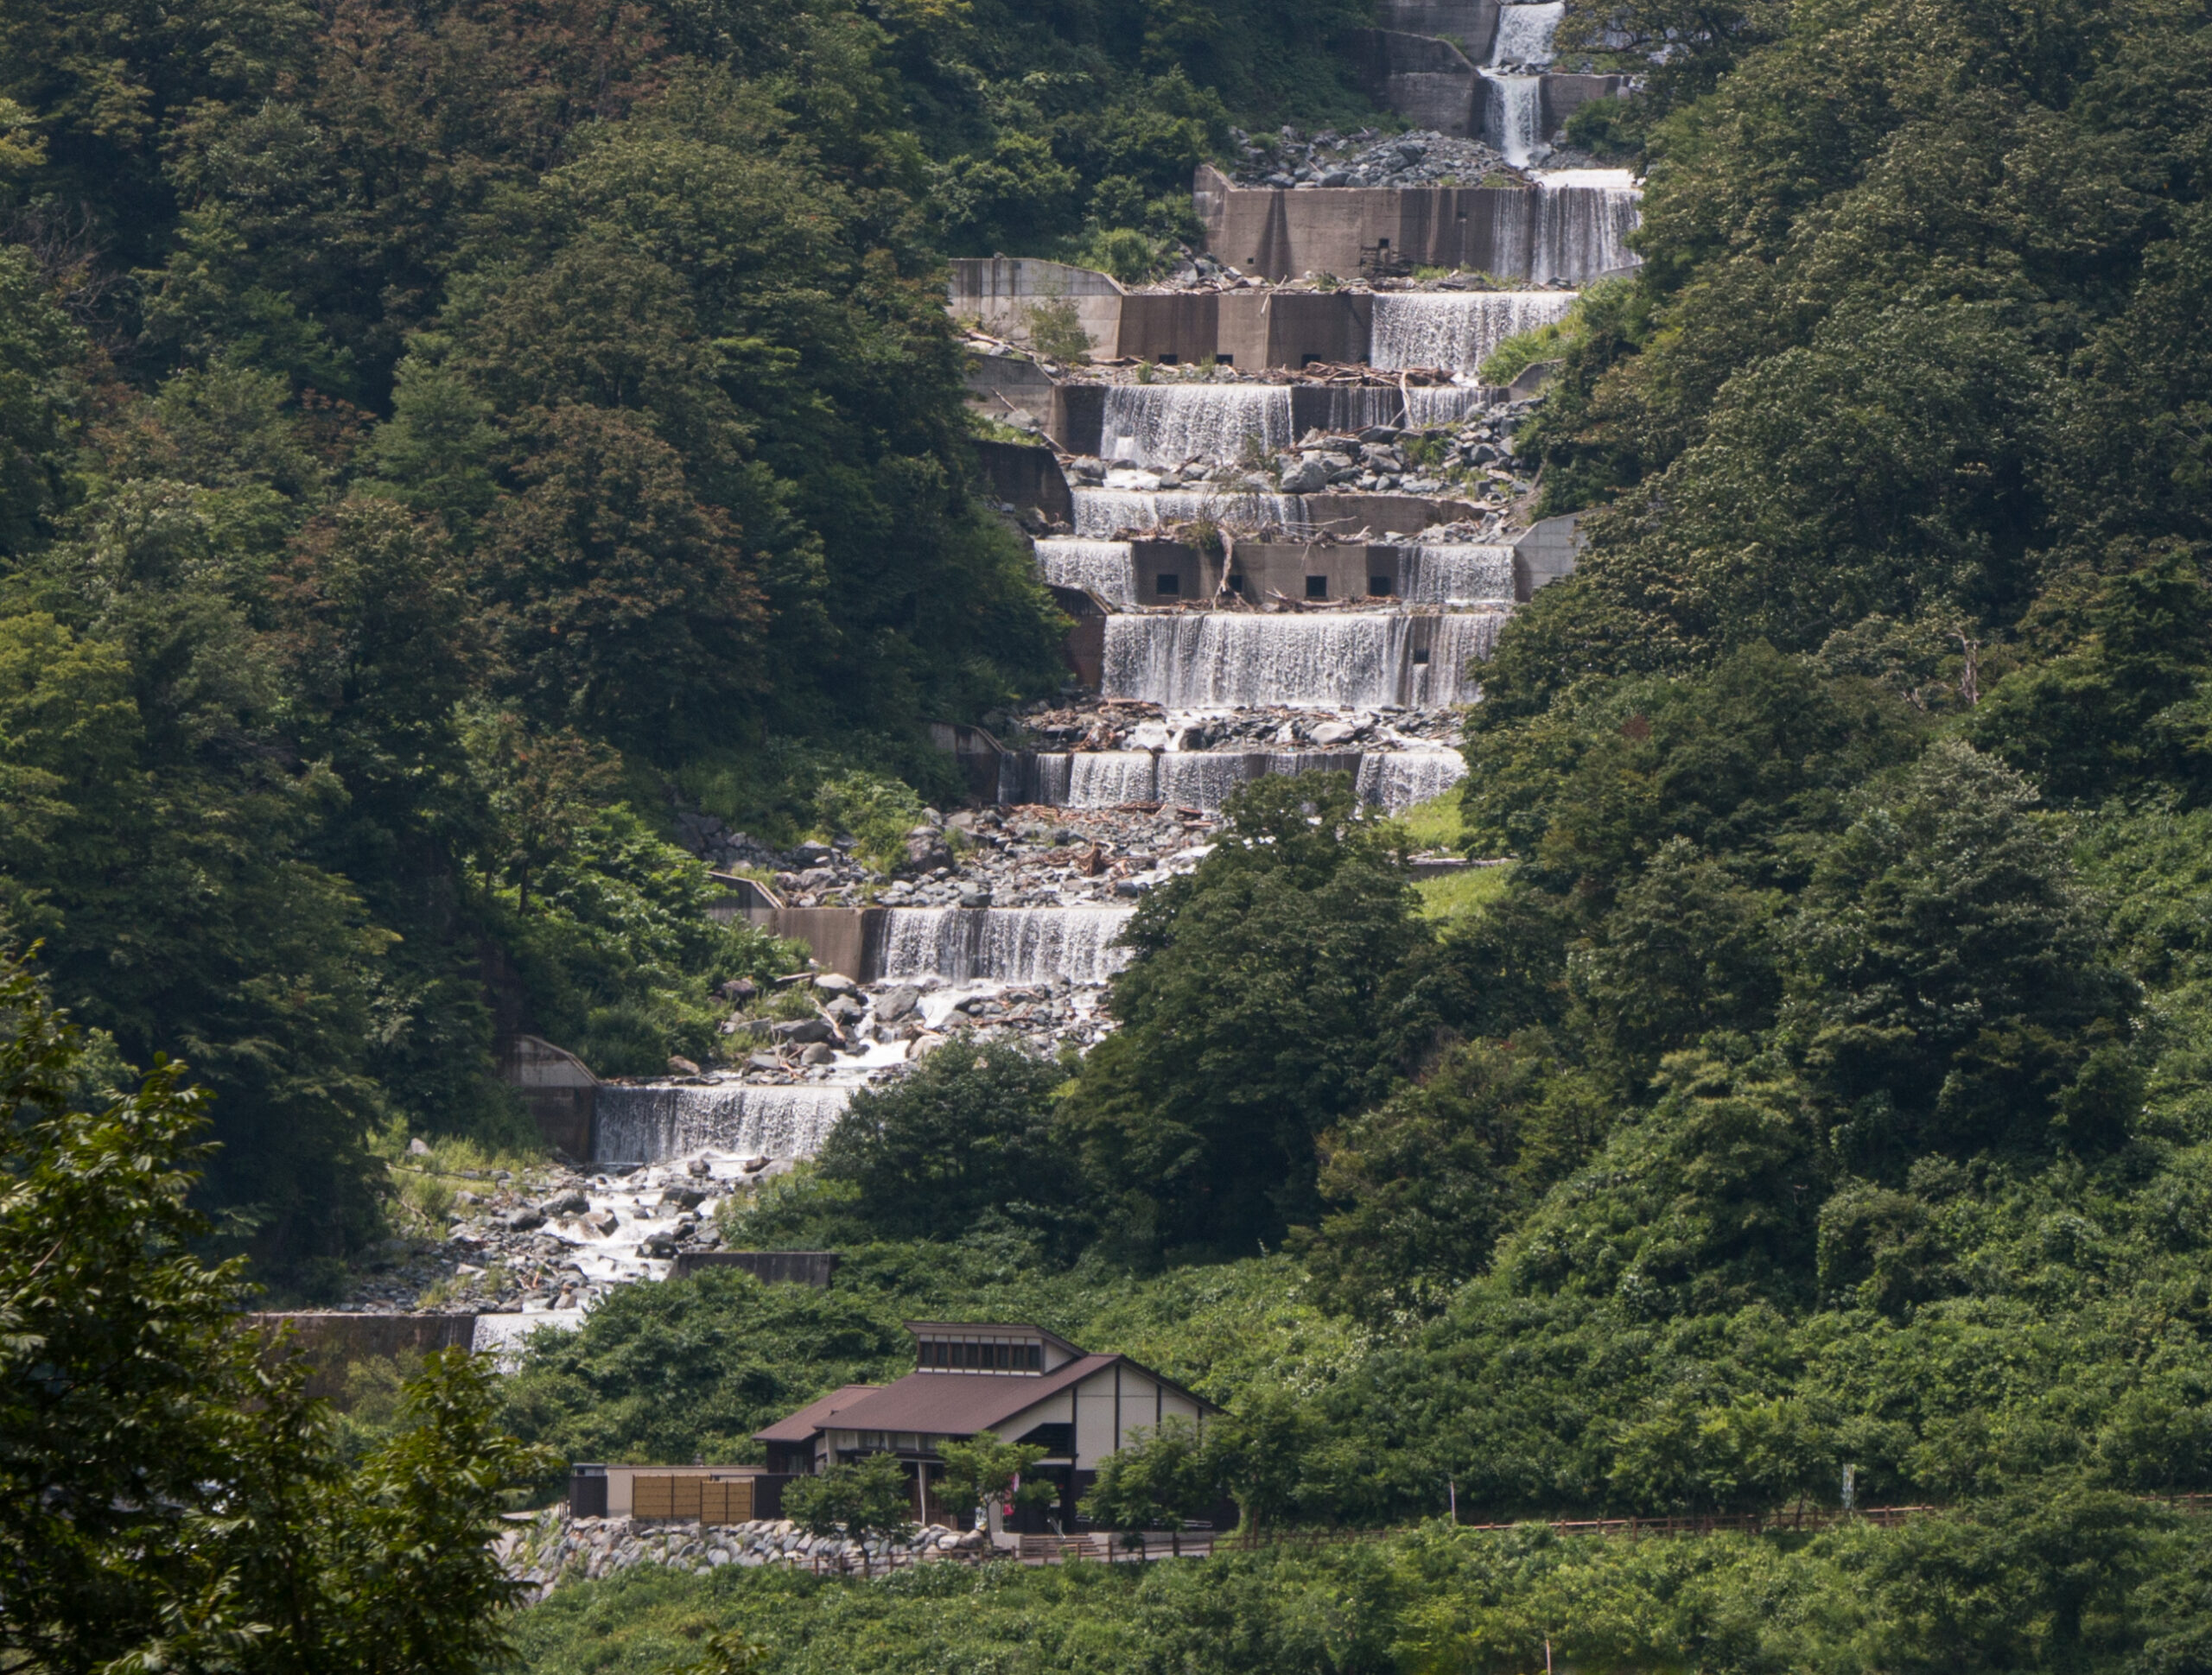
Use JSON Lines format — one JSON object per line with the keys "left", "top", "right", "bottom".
{"left": 1370, "top": 293, "right": 1579, "bottom": 376}
{"left": 1489, "top": 0, "right": 1563, "bottom": 63}
{"left": 1491, "top": 171, "right": 1643, "bottom": 283}
{"left": 592, "top": 1084, "right": 853, "bottom": 1164}
{"left": 878, "top": 907, "right": 1138, "bottom": 985}
{"left": 1297, "top": 385, "right": 1484, "bottom": 433}
{"left": 1100, "top": 613, "right": 1498, "bottom": 708}
{"left": 1415, "top": 612, "right": 1509, "bottom": 704}
{"left": 1103, "top": 384, "right": 1294, "bottom": 467}
{"left": 1402, "top": 543, "right": 1516, "bottom": 604}
{"left": 1357, "top": 751, "right": 1470, "bottom": 809}
{"left": 1034, "top": 538, "right": 1138, "bottom": 606}
{"left": 1073, "top": 488, "right": 1305, "bottom": 537}
{"left": 1480, "top": 74, "right": 1543, "bottom": 167}
{"left": 1070, "top": 752, "right": 1164, "bottom": 805}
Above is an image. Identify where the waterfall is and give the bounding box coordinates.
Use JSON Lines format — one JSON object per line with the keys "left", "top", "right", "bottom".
{"left": 1100, "top": 612, "right": 1503, "bottom": 709}
{"left": 1035, "top": 538, "right": 1138, "bottom": 606}
{"left": 1413, "top": 612, "right": 1509, "bottom": 704}
{"left": 1370, "top": 293, "right": 1579, "bottom": 375}
{"left": 1480, "top": 73, "right": 1544, "bottom": 166}
{"left": 1294, "top": 384, "right": 1483, "bottom": 433}
{"left": 1504, "top": 171, "right": 1642, "bottom": 282}
{"left": 1357, "top": 751, "right": 1470, "bottom": 809}
{"left": 1102, "top": 384, "right": 1294, "bottom": 467}
{"left": 1068, "top": 752, "right": 1163, "bottom": 805}
{"left": 1007, "top": 750, "right": 1371, "bottom": 809}
{"left": 1073, "top": 488, "right": 1305, "bottom": 537}
{"left": 1402, "top": 543, "right": 1516, "bottom": 604}
{"left": 878, "top": 907, "right": 1138, "bottom": 985}
{"left": 591, "top": 1084, "right": 853, "bottom": 1164}
{"left": 1489, "top": 0, "right": 1563, "bottom": 63}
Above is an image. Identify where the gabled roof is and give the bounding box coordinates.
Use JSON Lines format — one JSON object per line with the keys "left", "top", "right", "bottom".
{"left": 753, "top": 1383, "right": 880, "bottom": 1445}
{"left": 753, "top": 1355, "right": 1223, "bottom": 1446}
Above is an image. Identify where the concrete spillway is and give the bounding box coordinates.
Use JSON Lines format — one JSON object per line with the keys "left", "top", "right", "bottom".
{"left": 592, "top": 1084, "right": 853, "bottom": 1164}
{"left": 1372, "top": 293, "right": 1578, "bottom": 376}
{"left": 1103, "top": 384, "right": 1295, "bottom": 467}
{"left": 1402, "top": 542, "right": 1517, "bottom": 604}
{"left": 1036, "top": 538, "right": 1139, "bottom": 606}
{"left": 1073, "top": 487, "right": 1306, "bottom": 537}
{"left": 1000, "top": 747, "right": 1466, "bottom": 811}
{"left": 1512, "top": 172, "right": 1642, "bottom": 282}
{"left": 1100, "top": 612, "right": 1503, "bottom": 708}
{"left": 877, "top": 907, "right": 1137, "bottom": 986}
{"left": 1356, "top": 751, "right": 1468, "bottom": 808}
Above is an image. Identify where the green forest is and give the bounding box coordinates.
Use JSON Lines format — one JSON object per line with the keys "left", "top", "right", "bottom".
{"left": 12, "top": 0, "right": 2212, "bottom": 1667}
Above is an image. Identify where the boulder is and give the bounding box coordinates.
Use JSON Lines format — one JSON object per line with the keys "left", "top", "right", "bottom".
{"left": 667, "top": 1056, "right": 702, "bottom": 1076}
{"left": 812, "top": 972, "right": 857, "bottom": 995}
{"left": 772, "top": 1017, "right": 836, "bottom": 1044}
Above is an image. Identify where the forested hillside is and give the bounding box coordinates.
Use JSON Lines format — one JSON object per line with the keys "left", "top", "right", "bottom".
{"left": 0, "top": 0, "right": 1370, "bottom": 1277}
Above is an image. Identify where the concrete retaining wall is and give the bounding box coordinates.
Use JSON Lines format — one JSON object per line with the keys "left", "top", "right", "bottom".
{"left": 499, "top": 1034, "right": 596, "bottom": 1158}
{"left": 950, "top": 258, "right": 1125, "bottom": 359}
{"left": 975, "top": 440, "right": 1074, "bottom": 527}
{"left": 739, "top": 907, "right": 887, "bottom": 982}
{"left": 252, "top": 1312, "right": 480, "bottom": 1399}
{"left": 1511, "top": 511, "right": 1584, "bottom": 596}
{"left": 1350, "top": 29, "right": 1480, "bottom": 137}
{"left": 1376, "top": 0, "right": 1500, "bottom": 55}
{"left": 1542, "top": 73, "right": 1630, "bottom": 134}
{"left": 671, "top": 1250, "right": 843, "bottom": 1285}
{"left": 1194, "top": 164, "right": 1635, "bottom": 284}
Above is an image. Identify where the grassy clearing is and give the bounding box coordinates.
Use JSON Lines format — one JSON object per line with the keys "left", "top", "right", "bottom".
{"left": 1416, "top": 864, "right": 1513, "bottom": 920}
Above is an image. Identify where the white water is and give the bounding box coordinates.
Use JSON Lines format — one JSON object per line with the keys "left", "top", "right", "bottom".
{"left": 1034, "top": 538, "right": 1138, "bottom": 606}
{"left": 592, "top": 1084, "right": 854, "bottom": 1164}
{"left": 1490, "top": 1, "right": 1563, "bottom": 64}
{"left": 1370, "top": 292, "right": 1578, "bottom": 375}
{"left": 1103, "top": 384, "right": 1294, "bottom": 467}
{"left": 1402, "top": 543, "right": 1516, "bottom": 604}
{"left": 878, "top": 907, "right": 1137, "bottom": 985}
{"left": 1501, "top": 171, "right": 1643, "bottom": 282}
{"left": 1357, "top": 751, "right": 1470, "bottom": 809}
{"left": 1100, "top": 612, "right": 1502, "bottom": 708}
{"left": 1480, "top": 73, "right": 1544, "bottom": 166}
{"left": 1297, "top": 384, "right": 1484, "bottom": 432}
{"left": 1073, "top": 487, "right": 1304, "bottom": 536}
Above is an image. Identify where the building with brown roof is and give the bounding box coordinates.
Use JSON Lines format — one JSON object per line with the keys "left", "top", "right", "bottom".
{"left": 754, "top": 1322, "right": 1225, "bottom": 1534}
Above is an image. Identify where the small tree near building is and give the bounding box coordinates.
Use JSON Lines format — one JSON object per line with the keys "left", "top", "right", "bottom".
{"left": 1083, "top": 1417, "right": 1219, "bottom": 1552}
{"left": 937, "top": 1430, "right": 1053, "bottom": 1532}
{"left": 782, "top": 1452, "right": 917, "bottom": 1575}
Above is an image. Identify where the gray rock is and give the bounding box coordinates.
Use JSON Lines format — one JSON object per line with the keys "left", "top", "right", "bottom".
{"left": 812, "top": 972, "right": 856, "bottom": 995}
{"left": 799, "top": 1043, "right": 836, "bottom": 1066}
{"left": 957, "top": 885, "right": 994, "bottom": 909}
{"left": 667, "top": 1056, "right": 702, "bottom": 1076}
{"left": 771, "top": 1017, "right": 836, "bottom": 1044}
{"left": 1280, "top": 456, "right": 1330, "bottom": 493}
{"left": 505, "top": 1209, "right": 546, "bottom": 1233}
{"left": 746, "top": 1053, "right": 784, "bottom": 1073}
{"left": 877, "top": 986, "right": 922, "bottom": 1023}
{"left": 544, "top": 1190, "right": 590, "bottom": 1215}
{"left": 407, "top": 1137, "right": 431, "bottom": 1157}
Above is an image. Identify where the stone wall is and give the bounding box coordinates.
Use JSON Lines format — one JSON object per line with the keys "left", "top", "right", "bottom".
{"left": 499, "top": 1509, "right": 989, "bottom": 1602}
